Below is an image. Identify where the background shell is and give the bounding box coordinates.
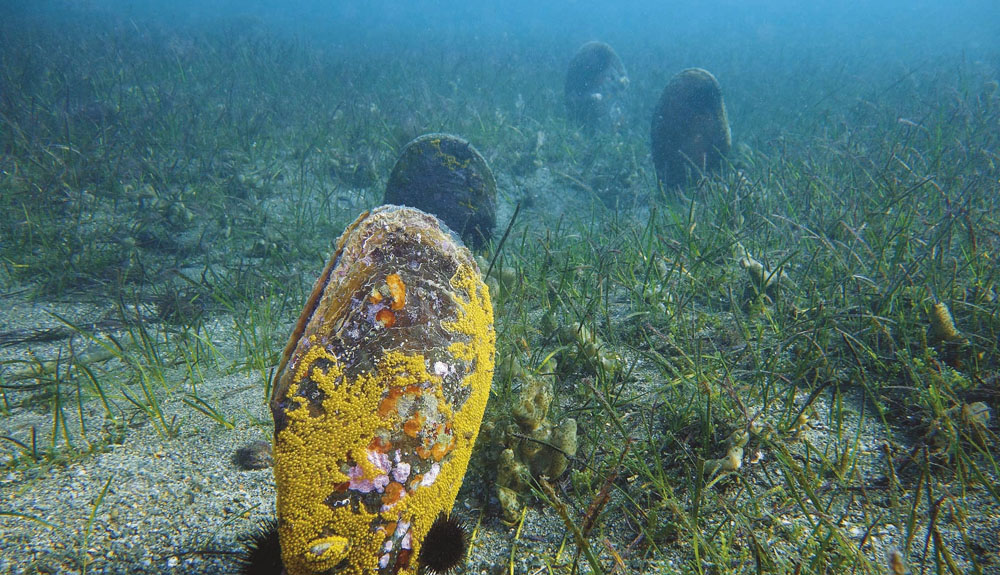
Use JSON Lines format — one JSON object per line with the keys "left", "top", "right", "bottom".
{"left": 564, "top": 41, "right": 629, "bottom": 129}
{"left": 650, "top": 67, "right": 732, "bottom": 190}
{"left": 384, "top": 134, "right": 497, "bottom": 251}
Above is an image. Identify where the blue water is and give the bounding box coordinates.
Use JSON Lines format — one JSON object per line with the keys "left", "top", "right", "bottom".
{"left": 10, "top": 1, "right": 998, "bottom": 58}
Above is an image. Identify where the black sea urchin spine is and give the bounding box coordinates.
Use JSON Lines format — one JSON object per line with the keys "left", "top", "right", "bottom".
{"left": 236, "top": 518, "right": 283, "bottom": 575}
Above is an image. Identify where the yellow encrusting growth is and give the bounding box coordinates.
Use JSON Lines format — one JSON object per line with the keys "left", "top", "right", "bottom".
{"left": 443, "top": 263, "right": 496, "bottom": 435}
{"left": 275, "top": 340, "right": 384, "bottom": 574}
{"left": 431, "top": 137, "right": 473, "bottom": 171}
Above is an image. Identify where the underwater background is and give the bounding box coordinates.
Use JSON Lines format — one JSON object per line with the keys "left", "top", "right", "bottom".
{"left": 1, "top": 0, "right": 999, "bottom": 573}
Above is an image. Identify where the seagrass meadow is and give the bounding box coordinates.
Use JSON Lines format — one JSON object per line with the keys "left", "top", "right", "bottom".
{"left": 1, "top": 2, "right": 999, "bottom": 574}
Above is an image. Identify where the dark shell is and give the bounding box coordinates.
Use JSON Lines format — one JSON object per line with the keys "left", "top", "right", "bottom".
{"left": 564, "top": 41, "right": 629, "bottom": 128}
{"left": 384, "top": 134, "right": 497, "bottom": 250}
{"left": 650, "top": 68, "right": 732, "bottom": 191}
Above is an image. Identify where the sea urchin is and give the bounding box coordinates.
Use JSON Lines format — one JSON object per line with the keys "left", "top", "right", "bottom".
{"left": 236, "top": 518, "right": 283, "bottom": 575}
{"left": 417, "top": 513, "right": 468, "bottom": 575}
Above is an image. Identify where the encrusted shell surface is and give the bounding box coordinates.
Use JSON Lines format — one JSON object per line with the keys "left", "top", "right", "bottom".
{"left": 384, "top": 134, "right": 497, "bottom": 250}
{"left": 270, "top": 205, "right": 495, "bottom": 575}
{"left": 651, "top": 68, "right": 732, "bottom": 190}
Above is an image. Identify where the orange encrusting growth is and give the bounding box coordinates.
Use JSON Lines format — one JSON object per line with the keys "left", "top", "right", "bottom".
{"left": 386, "top": 273, "right": 407, "bottom": 310}
{"left": 404, "top": 414, "right": 425, "bottom": 438}
{"left": 376, "top": 308, "right": 396, "bottom": 328}
{"left": 378, "top": 384, "right": 422, "bottom": 419}
{"left": 383, "top": 482, "right": 406, "bottom": 506}
{"left": 369, "top": 436, "right": 391, "bottom": 453}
